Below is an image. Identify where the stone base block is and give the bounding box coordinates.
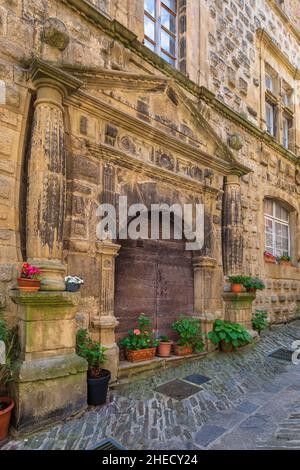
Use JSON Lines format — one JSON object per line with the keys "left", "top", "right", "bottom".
{"left": 10, "top": 353, "right": 87, "bottom": 434}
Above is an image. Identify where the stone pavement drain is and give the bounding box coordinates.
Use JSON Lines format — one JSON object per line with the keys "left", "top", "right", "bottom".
{"left": 2, "top": 321, "right": 300, "bottom": 450}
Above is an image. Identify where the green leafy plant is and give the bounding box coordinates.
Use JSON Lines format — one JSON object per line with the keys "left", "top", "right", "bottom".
{"left": 172, "top": 315, "right": 204, "bottom": 353}
{"left": 252, "top": 310, "right": 269, "bottom": 334}
{"left": 228, "top": 275, "right": 251, "bottom": 285}
{"left": 243, "top": 277, "right": 265, "bottom": 291}
{"left": 76, "top": 329, "right": 107, "bottom": 378}
{"left": 120, "top": 314, "right": 159, "bottom": 351}
{"left": 207, "top": 320, "right": 252, "bottom": 350}
{"left": 160, "top": 335, "right": 171, "bottom": 342}
{"left": 0, "top": 318, "right": 18, "bottom": 392}
{"left": 279, "top": 255, "right": 291, "bottom": 262}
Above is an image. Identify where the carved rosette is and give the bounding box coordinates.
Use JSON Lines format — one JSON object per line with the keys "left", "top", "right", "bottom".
{"left": 222, "top": 175, "right": 243, "bottom": 275}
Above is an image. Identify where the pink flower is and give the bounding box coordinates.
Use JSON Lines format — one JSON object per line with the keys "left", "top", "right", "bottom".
{"left": 134, "top": 329, "right": 141, "bottom": 335}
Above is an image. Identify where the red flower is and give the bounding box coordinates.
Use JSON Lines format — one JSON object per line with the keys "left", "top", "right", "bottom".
{"left": 133, "top": 329, "right": 141, "bottom": 335}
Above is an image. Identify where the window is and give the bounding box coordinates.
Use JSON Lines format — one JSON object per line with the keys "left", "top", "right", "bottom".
{"left": 265, "top": 74, "right": 273, "bottom": 93}
{"left": 265, "top": 102, "right": 275, "bottom": 136}
{"left": 265, "top": 200, "right": 290, "bottom": 257}
{"left": 283, "top": 117, "right": 290, "bottom": 149}
{"left": 144, "top": 0, "right": 177, "bottom": 67}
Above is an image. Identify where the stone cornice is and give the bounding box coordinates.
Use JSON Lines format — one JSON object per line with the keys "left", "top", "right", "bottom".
{"left": 256, "top": 28, "right": 300, "bottom": 79}
{"left": 88, "top": 142, "right": 222, "bottom": 195}
{"left": 62, "top": 64, "right": 168, "bottom": 91}
{"left": 29, "top": 59, "right": 83, "bottom": 95}
{"left": 267, "top": 0, "right": 300, "bottom": 44}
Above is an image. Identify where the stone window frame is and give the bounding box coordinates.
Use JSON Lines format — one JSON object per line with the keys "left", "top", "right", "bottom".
{"left": 264, "top": 196, "right": 298, "bottom": 265}
{"left": 263, "top": 63, "right": 295, "bottom": 152}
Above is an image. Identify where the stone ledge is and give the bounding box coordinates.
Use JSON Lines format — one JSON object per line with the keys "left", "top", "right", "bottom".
{"left": 12, "top": 353, "right": 87, "bottom": 383}
{"left": 10, "top": 289, "right": 81, "bottom": 307}
{"left": 117, "top": 352, "right": 210, "bottom": 384}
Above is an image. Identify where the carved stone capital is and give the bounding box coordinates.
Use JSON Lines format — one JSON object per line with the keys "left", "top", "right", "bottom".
{"left": 193, "top": 256, "right": 217, "bottom": 269}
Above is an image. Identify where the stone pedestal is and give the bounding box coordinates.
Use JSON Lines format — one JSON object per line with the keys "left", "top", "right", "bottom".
{"left": 91, "top": 241, "right": 121, "bottom": 382}
{"left": 10, "top": 290, "right": 87, "bottom": 433}
{"left": 222, "top": 292, "right": 255, "bottom": 330}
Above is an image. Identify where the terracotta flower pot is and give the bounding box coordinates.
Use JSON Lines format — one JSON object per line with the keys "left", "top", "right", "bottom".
{"left": 125, "top": 347, "right": 156, "bottom": 363}
{"left": 231, "top": 283, "right": 243, "bottom": 293}
{"left": 174, "top": 344, "right": 193, "bottom": 356}
{"left": 17, "top": 278, "right": 41, "bottom": 292}
{"left": 247, "top": 288, "right": 257, "bottom": 294}
{"left": 280, "top": 260, "right": 291, "bottom": 266}
{"left": 157, "top": 341, "right": 172, "bottom": 357}
{"left": 220, "top": 340, "right": 234, "bottom": 353}
{"left": 0, "top": 397, "right": 14, "bottom": 441}
{"left": 264, "top": 256, "right": 276, "bottom": 264}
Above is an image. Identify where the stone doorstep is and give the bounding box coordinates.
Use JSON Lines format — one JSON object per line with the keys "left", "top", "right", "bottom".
{"left": 116, "top": 352, "right": 210, "bottom": 384}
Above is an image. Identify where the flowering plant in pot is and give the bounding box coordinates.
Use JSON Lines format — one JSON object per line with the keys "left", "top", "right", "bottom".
{"left": 172, "top": 316, "right": 204, "bottom": 356}
{"left": 264, "top": 251, "right": 276, "bottom": 264}
{"left": 0, "top": 318, "right": 18, "bottom": 441}
{"left": 120, "top": 314, "right": 159, "bottom": 362}
{"left": 243, "top": 277, "right": 265, "bottom": 293}
{"left": 157, "top": 335, "right": 173, "bottom": 357}
{"left": 207, "top": 319, "right": 252, "bottom": 353}
{"left": 17, "top": 263, "right": 41, "bottom": 292}
{"left": 252, "top": 310, "right": 269, "bottom": 335}
{"left": 76, "top": 329, "right": 109, "bottom": 406}
{"left": 65, "top": 275, "right": 84, "bottom": 292}
{"left": 279, "top": 255, "right": 291, "bottom": 266}
{"left": 228, "top": 275, "right": 249, "bottom": 293}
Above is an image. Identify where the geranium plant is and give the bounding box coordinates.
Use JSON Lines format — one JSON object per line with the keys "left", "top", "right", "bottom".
{"left": 243, "top": 277, "right": 265, "bottom": 291}
{"left": 0, "top": 318, "right": 18, "bottom": 392}
{"left": 20, "top": 262, "right": 41, "bottom": 280}
{"left": 121, "top": 314, "right": 159, "bottom": 351}
{"left": 279, "top": 255, "right": 291, "bottom": 262}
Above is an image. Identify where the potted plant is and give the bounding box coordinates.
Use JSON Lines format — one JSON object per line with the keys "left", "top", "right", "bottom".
{"left": 207, "top": 319, "right": 252, "bottom": 353}
{"left": 17, "top": 262, "right": 42, "bottom": 292}
{"left": 228, "top": 275, "right": 250, "bottom": 294}
{"left": 120, "top": 314, "right": 159, "bottom": 362}
{"left": 65, "top": 275, "right": 84, "bottom": 292}
{"left": 0, "top": 318, "right": 17, "bottom": 441}
{"left": 279, "top": 255, "right": 291, "bottom": 266}
{"left": 252, "top": 310, "right": 269, "bottom": 335}
{"left": 243, "top": 277, "right": 265, "bottom": 294}
{"left": 172, "top": 316, "right": 204, "bottom": 356}
{"left": 264, "top": 251, "right": 276, "bottom": 264}
{"left": 157, "top": 335, "right": 173, "bottom": 357}
{"left": 76, "top": 329, "right": 110, "bottom": 406}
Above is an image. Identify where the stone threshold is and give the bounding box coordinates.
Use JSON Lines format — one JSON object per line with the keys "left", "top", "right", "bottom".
{"left": 115, "top": 352, "right": 211, "bottom": 385}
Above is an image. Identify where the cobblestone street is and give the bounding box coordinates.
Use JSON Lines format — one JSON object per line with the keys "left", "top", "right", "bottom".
{"left": 2, "top": 321, "right": 300, "bottom": 450}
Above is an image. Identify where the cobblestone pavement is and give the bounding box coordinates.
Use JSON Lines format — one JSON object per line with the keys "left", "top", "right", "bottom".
{"left": 2, "top": 321, "right": 300, "bottom": 450}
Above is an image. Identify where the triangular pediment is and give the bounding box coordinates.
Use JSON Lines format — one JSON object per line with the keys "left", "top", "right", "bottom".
{"left": 61, "top": 64, "right": 235, "bottom": 163}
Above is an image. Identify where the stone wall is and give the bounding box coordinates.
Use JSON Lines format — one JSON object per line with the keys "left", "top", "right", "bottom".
{"left": 0, "top": 0, "right": 300, "bottom": 332}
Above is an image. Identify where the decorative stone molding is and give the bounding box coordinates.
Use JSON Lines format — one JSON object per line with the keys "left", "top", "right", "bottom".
{"left": 222, "top": 175, "right": 243, "bottom": 275}
{"left": 41, "top": 18, "right": 70, "bottom": 51}
{"left": 228, "top": 134, "right": 243, "bottom": 151}
{"left": 91, "top": 240, "right": 121, "bottom": 381}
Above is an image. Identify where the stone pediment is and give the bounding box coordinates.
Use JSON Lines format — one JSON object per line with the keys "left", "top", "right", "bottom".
{"left": 61, "top": 64, "right": 236, "bottom": 165}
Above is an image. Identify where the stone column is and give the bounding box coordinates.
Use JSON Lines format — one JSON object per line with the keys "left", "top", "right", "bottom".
{"left": 222, "top": 174, "right": 243, "bottom": 275}
{"left": 91, "top": 240, "right": 121, "bottom": 382}
{"left": 26, "top": 61, "right": 81, "bottom": 290}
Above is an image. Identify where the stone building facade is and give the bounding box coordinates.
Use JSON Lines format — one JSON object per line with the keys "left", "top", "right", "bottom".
{"left": 1, "top": 0, "right": 300, "bottom": 428}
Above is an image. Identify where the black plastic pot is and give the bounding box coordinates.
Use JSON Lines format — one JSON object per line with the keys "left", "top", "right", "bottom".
{"left": 87, "top": 369, "right": 111, "bottom": 406}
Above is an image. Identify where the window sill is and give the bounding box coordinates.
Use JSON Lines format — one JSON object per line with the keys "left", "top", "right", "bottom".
{"left": 264, "top": 260, "right": 299, "bottom": 277}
